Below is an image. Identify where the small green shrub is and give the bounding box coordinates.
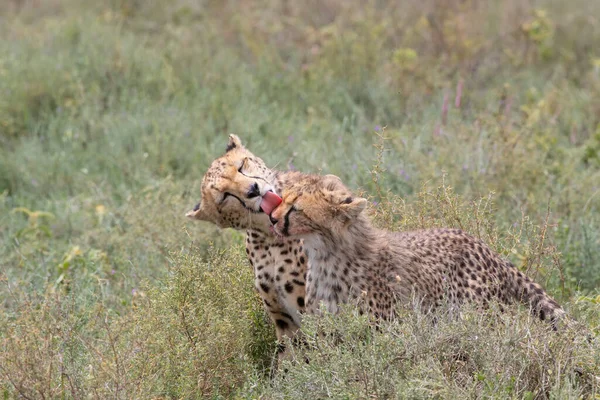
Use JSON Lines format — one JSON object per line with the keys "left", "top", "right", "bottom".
{"left": 251, "top": 303, "right": 599, "bottom": 399}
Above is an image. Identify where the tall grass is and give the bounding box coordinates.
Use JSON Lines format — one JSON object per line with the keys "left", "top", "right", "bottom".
{"left": 1, "top": 0, "right": 599, "bottom": 398}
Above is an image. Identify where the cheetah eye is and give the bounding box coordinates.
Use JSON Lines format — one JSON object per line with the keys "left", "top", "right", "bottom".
{"left": 237, "top": 158, "right": 248, "bottom": 173}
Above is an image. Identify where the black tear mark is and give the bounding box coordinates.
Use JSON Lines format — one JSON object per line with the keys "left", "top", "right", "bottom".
{"left": 223, "top": 192, "right": 246, "bottom": 208}
{"left": 193, "top": 203, "right": 200, "bottom": 211}
{"left": 283, "top": 207, "right": 294, "bottom": 236}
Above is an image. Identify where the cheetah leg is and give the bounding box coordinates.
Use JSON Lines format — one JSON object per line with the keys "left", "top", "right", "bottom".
{"left": 263, "top": 309, "right": 301, "bottom": 367}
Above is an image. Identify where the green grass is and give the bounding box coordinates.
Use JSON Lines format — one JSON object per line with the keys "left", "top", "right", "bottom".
{"left": 1, "top": 0, "right": 600, "bottom": 398}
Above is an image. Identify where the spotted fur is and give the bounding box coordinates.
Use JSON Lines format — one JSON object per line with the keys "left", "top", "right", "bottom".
{"left": 270, "top": 174, "right": 566, "bottom": 325}
{"left": 186, "top": 135, "right": 307, "bottom": 346}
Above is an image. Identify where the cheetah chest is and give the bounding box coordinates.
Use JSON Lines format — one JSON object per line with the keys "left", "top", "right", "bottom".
{"left": 246, "top": 234, "right": 307, "bottom": 326}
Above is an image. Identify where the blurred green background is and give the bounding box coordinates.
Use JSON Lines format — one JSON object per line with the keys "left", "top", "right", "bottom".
{"left": 1, "top": 0, "right": 599, "bottom": 398}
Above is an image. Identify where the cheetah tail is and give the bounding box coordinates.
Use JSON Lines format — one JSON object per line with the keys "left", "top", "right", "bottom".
{"left": 511, "top": 268, "right": 566, "bottom": 327}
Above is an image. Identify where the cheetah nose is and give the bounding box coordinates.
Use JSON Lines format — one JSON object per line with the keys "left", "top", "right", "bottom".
{"left": 247, "top": 182, "right": 260, "bottom": 198}
{"left": 269, "top": 214, "right": 278, "bottom": 225}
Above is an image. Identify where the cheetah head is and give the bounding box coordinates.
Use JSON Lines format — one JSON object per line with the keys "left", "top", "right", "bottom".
{"left": 186, "top": 134, "right": 278, "bottom": 233}
{"left": 269, "top": 174, "right": 367, "bottom": 238}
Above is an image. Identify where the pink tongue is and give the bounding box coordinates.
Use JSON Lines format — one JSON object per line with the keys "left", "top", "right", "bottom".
{"left": 260, "top": 191, "right": 282, "bottom": 215}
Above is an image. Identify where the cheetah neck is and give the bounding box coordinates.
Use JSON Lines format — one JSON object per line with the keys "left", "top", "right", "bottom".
{"left": 303, "top": 215, "right": 383, "bottom": 314}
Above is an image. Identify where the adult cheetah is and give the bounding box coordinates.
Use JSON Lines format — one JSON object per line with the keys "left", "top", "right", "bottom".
{"left": 186, "top": 135, "right": 307, "bottom": 347}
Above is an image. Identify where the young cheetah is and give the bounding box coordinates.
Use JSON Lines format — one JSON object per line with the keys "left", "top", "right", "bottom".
{"left": 269, "top": 173, "right": 566, "bottom": 325}
{"left": 186, "top": 135, "right": 307, "bottom": 346}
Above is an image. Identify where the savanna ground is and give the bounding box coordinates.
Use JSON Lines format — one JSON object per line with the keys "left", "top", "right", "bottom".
{"left": 1, "top": 0, "right": 600, "bottom": 398}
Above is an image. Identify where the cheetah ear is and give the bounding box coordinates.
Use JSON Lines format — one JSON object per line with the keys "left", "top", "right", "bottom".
{"left": 338, "top": 196, "right": 368, "bottom": 219}
{"left": 186, "top": 202, "right": 210, "bottom": 221}
{"left": 321, "top": 175, "right": 366, "bottom": 220}
{"left": 323, "top": 174, "right": 344, "bottom": 191}
{"left": 324, "top": 174, "right": 342, "bottom": 183}
{"left": 226, "top": 134, "right": 244, "bottom": 152}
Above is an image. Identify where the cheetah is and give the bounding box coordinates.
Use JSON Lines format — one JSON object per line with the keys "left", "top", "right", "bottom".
{"left": 268, "top": 173, "right": 566, "bottom": 325}
{"left": 186, "top": 135, "right": 307, "bottom": 347}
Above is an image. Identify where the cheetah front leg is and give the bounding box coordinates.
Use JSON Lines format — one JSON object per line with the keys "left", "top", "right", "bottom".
{"left": 254, "top": 280, "right": 302, "bottom": 362}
